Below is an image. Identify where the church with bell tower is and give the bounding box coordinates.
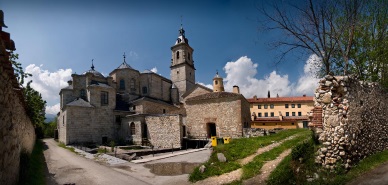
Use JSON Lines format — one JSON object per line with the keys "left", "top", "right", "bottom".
{"left": 170, "top": 25, "right": 196, "bottom": 96}
{"left": 57, "top": 25, "right": 250, "bottom": 149}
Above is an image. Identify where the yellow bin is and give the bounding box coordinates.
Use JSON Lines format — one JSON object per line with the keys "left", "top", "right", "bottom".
{"left": 211, "top": 136, "right": 217, "bottom": 147}
{"left": 223, "top": 137, "right": 231, "bottom": 144}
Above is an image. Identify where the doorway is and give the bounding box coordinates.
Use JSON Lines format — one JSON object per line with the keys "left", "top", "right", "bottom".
{"left": 207, "top": 123, "right": 217, "bottom": 138}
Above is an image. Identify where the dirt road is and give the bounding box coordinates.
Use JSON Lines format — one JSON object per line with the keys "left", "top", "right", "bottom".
{"left": 43, "top": 139, "right": 151, "bottom": 185}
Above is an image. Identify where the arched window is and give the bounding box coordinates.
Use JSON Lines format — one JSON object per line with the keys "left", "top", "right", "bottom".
{"left": 130, "top": 122, "right": 136, "bottom": 135}
{"left": 80, "top": 89, "right": 86, "bottom": 100}
{"left": 130, "top": 78, "right": 136, "bottom": 92}
{"left": 119, "top": 79, "right": 125, "bottom": 90}
{"left": 176, "top": 51, "right": 180, "bottom": 59}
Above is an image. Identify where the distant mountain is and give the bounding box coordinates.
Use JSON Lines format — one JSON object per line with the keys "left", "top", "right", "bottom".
{"left": 45, "top": 114, "right": 57, "bottom": 123}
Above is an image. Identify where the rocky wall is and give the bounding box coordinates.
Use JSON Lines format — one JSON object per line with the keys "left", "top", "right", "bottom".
{"left": 0, "top": 31, "right": 36, "bottom": 184}
{"left": 145, "top": 115, "right": 182, "bottom": 148}
{"left": 243, "top": 128, "right": 266, "bottom": 137}
{"left": 313, "top": 75, "right": 388, "bottom": 169}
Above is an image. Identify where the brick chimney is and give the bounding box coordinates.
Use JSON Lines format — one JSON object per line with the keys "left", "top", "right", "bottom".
{"left": 233, "top": 85, "right": 240, "bottom": 94}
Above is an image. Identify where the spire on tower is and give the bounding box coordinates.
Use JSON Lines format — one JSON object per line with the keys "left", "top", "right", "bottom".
{"left": 91, "top": 59, "right": 95, "bottom": 70}
{"left": 123, "top": 52, "right": 126, "bottom": 62}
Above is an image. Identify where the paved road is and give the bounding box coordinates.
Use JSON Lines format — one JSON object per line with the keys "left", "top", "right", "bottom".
{"left": 43, "top": 139, "right": 211, "bottom": 185}
{"left": 347, "top": 162, "right": 388, "bottom": 185}
{"left": 43, "top": 139, "right": 151, "bottom": 185}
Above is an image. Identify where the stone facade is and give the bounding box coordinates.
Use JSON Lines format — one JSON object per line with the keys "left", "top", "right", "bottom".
{"left": 185, "top": 92, "right": 251, "bottom": 138}
{"left": 0, "top": 18, "right": 35, "bottom": 185}
{"left": 312, "top": 75, "right": 388, "bottom": 169}
{"left": 145, "top": 115, "right": 182, "bottom": 148}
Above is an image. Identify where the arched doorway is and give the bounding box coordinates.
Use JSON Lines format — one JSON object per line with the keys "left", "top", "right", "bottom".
{"left": 207, "top": 123, "right": 217, "bottom": 138}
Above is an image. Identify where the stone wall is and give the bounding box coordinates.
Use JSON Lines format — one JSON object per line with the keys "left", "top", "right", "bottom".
{"left": 145, "top": 115, "right": 182, "bottom": 148}
{"left": 0, "top": 28, "right": 36, "bottom": 184}
{"left": 243, "top": 128, "right": 266, "bottom": 137}
{"left": 313, "top": 75, "right": 388, "bottom": 169}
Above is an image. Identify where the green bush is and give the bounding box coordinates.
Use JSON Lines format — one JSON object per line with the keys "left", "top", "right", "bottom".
{"left": 291, "top": 140, "right": 314, "bottom": 162}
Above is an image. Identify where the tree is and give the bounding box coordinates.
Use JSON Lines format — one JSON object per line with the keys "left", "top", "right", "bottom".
{"left": 259, "top": 0, "right": 387, "bottom": 86}
{"left": 11, "top": 53, "right": 47, "bottom": 137}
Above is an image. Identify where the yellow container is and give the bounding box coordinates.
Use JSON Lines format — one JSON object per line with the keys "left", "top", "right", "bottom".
{"left": 223, "top": 137, "right": 231, "bottom": 144}
{"left": 211, "top": 136, "right": 217, "bottom": 147}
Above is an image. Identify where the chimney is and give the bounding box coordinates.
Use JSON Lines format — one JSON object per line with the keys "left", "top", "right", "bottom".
{"left": 253, "top": 95, "right": 257, "bottom": 100}
{"left": 303, "top": 94, "right": 306, "bottom": 97}
{"left": 268, "top": 90, "right": 270, "bottom": 98}
{"left": 67, "top": 80, "right": 73, "bottom": 86}
{"left": 233, "top": 85, "right": 240, "bottom": 94}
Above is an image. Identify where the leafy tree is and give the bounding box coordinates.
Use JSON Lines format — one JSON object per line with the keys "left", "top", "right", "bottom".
{"left": 10, "top": 52, "right": 47, "bottom": 137}
{"left": 43, "top": 118, "right": 57, "bottom": 138}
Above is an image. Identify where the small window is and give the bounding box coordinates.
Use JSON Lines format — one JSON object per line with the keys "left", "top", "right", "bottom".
{"left": 265, "top": 112, "right": 268, "bottom": 117}
{"left": 270, "top": 104, "right": 274, "bottom": 109}
{"left": 297, "top": 104, "right": 301, "bottom": 108}
{"left": 264, "top": 104, "right": 268, "bottom": 109}
{"left": 258, "top": 113, "right": 262, "bottom": 117}
{"left": 80, "top": 89, "right": 86, "bottom": 100}
{"left": 215, "top": 80, "right": 218, "bottom": 85}
{"left": 188, "top": 53, "right": 191, "bottom": 60}
{"left": 270, "top": 112, "right": 274, "bottom": 117}
{"left": 285, "top": 104, "right": 289, "bottom": 108}
{"left": 163, "top": 109, "right": 166, "bottom": 114}
{"left": 119, "top": 79, "right": 125, "bottom": 90}
{"left": 101, "top": 91, "right": 109, "bottom": 105}
{"left": 177, "top": 71, "right": 179, "bottom": 74}
{"left": 262, "top": 123, "right": 266, "bottom": 125}
{"left": 176, "top": 51, "right": 180, "bottom": 59}
{"left": 130, "top": 79, "right": 136, "bottom": 92}
{"left": 258, "top": 105, "right": 261, "bottom": 109}
{"left": 133, "top": 105, "right": 136, "bottom": 110}
{"left": 130, "top": 122, "right": 136, "bottom": 135}
{"left": 142, "top": 87, "right": 148, "bottom": 94}
{"left": 292, "top": 112, "right": 295, "bottom": 116}
{"left": 286, "top": 112, "right": 289, "bottom": 116}
{"left": 291, "top": 104, "right": 295, "bottom": 108}
{"left": 298, "top": 112, "right": 302, "bottom": 116}
{"left": 292, "top": 122, "right": 295, "bottom": 125}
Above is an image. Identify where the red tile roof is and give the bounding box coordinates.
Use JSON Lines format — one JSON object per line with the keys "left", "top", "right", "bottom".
{"left": 247, "top": 96, "right": 313, "bottom": 103}
{"left": 253, "top": 116, "right": 309, "bottom": 122}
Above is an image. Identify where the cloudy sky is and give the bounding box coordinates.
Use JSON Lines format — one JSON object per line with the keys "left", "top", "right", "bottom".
{"left": 2, "top": 0, "right": 319, "bottom": 115}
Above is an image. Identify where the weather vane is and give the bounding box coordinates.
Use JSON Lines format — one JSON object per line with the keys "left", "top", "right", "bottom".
{"left": 123, "top": 52, "right": 126, "bottom": 62}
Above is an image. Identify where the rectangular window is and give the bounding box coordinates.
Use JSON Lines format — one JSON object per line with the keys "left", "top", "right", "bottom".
{"left": 298, "top": 112, "right": 302, "bottom": 116}
{"left": 270, "top": 112, "right": 274, "bottom": 117}
{"left": 286, "top": 112, "right": 289, "bottom": 116}
{"left": 297, "top": 104, "right": 301, "bottom": 108}
{"left": 270, "top": 104, "right": 274, "bottom": 109}
{"left": 258, "top": 105, "right": 261, "bottom": 109}
{"left": 285, "top": 104, "right": 289, "bottom": 108}
{"left": 142, "top": 86, "right": 148, "bottom": 94}
{"left": 264, "top": 104, "right": 268, "bottom": 109}
{"left": 292, "top": 112, "right": 295, "bottom": 116}
{"left": 101, "top": 91, "right": 109, "bottom": 105}
{"left": 265, "top": 112, "right": 268, "bottom": 117}
{"left": 258, "top": 113, "right": 262, "bottom": 117}
{"left": 291, "top": 104, "right": 295, "bottom": 108}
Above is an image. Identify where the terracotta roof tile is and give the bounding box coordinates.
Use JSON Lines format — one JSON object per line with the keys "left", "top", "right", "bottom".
{"left": 247, "top": 96, "right": 313, "bottom": 103}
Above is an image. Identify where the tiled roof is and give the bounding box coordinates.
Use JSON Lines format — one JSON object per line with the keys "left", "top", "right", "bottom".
{"left": 67, "top": 98, "right": 93, "bottom": 107}
{"left": 253, "top": 116, "right": 309, "bottom": 122}
{"left": 117, "top": 61, "right": 133, "bottom": 69}
{"left": 247, "top": 96, "right": 313, "bottom": 103}
{"left": 186, "top": 92, "right": 242, "bottom": 102}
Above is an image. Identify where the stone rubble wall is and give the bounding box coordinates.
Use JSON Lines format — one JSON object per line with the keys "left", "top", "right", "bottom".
{"left": 243, "top": 128, "right": 266, "bottom": 137}
{"left": 313, "top": 75, "right": 388, "bottom": 169}
{"left": 145, "top": 115, "right": 182, "bottom": 148}
{"left": 0, "top": 33, "right": 36, "bottom": 184}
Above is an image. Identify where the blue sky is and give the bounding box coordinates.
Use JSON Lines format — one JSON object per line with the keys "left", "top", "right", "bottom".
{"left": 2, "top": 0, "right": 319, "bottom": 115}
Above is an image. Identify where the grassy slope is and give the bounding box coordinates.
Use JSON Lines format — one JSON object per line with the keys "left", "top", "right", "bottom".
{"left": 189, "top": 129, "right": 307, "bottom": 182}
{"left": 19, "top": 140, "right": 46, "bottom": 185}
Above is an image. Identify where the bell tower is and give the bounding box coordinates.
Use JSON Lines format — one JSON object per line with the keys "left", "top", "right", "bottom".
{"left": 170, "top": 25, "right": 195, "bottom": 96}
{"left": 213, "top": 71, "right": 225, "bottom": 92}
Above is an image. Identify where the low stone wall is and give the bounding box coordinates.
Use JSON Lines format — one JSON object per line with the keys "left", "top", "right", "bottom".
{"left": 0, "top": 32, "right": 36, "bottom": 184}
{"left": 313, "top": 75, "right": 388, "bottom": 169}
{"left": 145, "top": 115, "right": 182, "bottom": 148}
{"left": 243, "top": 128, "right": 266, "bottom": 137}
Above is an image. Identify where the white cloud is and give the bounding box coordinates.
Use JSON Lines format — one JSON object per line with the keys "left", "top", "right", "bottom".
{"left": 222, "top": 55, "right": 320, "bottom": 98}
{"left": 223, "top": 56, "right": 292, "bottom": 98}
{"left": 295, "top": 54, "right": 321, "bottom": 95}
{"left": 150, "top": 67, "right": 158, "bottom": 73}
{"left": 197, "top": 82, "right": 213, "bottom": 89}
{"left": 24, "top": 64, "right": 72, "bottom": 109}
{"left": 46, "top": 103, "right": 60, "bottom": 115}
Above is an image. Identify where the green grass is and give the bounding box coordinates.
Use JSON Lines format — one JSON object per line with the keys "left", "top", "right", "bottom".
{"left": 58, "top": 142, "right": 76, "bottom": 153}
{"left": 241, "top": 130, "right": 311, "bottom": 180}
{"left": 189, "top": 129, "right": 307, "bottom": 182}
{"left": 19, "top": 140, "right": 46, "bottom": 185}
{"left": 267, "top": 139, "right": 388, "bottom": 185}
